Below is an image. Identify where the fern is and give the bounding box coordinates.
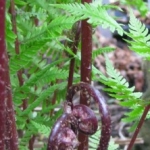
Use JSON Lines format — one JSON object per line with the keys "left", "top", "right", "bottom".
{"left": 49, "top": 2, "right": 124, "bottom": 35}
{"left": 21, "top": 66, "right": 69, "bottom": 87}
{"left": 93, "top": 56, "right": 144, "bottom": 126}
{"left": 125, "top": 12, "right": 150, "bottom": 59}
{"left": 5, "top": 12, "right": 16, "bottom": 55}
{"left": 9, "top": 4, "right": 70, "bottom": 145}
{"left": 20, "top": 15, "right": 77, "bottom": 44}
{"left": 19, "top": 131, "right": 37, "bottom": 150}
{"left": 7, "top": 0, "right": 150, "bottom": 149}
{"left": 31, "top": 121, "right": 50, "bottom": 137}
{"left": 10, "top": 13, "right": 77, "bottom": 74}
{"left": 19, "top": 82, "right": 66, "bottom": 115}
{"left": 92, "top": 47, "right": 115, "bottom": 59}
{"left": 121, "top": 0, "right": 148, "bottom": 16}
{"left": 89, "top": 129, "right": 119, "bottom": 150}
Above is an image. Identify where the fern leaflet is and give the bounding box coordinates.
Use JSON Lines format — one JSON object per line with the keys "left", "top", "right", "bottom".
{"left": 92, "top": 47, "right": 115, "bottom": 59}
{"left": 125, "top": 12, "right": 150, "bottom": 59}
{"left": 49, "top": 2, "right": 123, "bottom": 35}
{"left": 31, "top": 121, "right": 50, "bottom": 137}
{"left": 93, "top": 56, "right": 143, "bottom": 126}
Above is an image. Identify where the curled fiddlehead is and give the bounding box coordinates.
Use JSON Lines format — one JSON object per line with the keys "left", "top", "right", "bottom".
{"left": 72, "top": 104, "right": 98, "bottom": 135}
{"left": 47, "top": 113, "right": 79, "bottom": 150}
{"left": 66, "top": 82, "right": 111, "bottom": 150}
{"left": 47, "top": 82, "right": 111, "bottom": 150}
{"left": 47, "top": 103, "right": 98, "bottom": 150}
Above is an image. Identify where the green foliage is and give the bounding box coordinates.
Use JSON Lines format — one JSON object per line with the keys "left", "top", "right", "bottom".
{"left": 5, "top": 12, "right": 16, "bottom": 53}
{"left": 49, "top": 2, "right": 124, "bottom": 35}
{"left": 92, "top": 47, "right": 115, "bottom": 59}
{"left": 93, "top": 55, "right": 144, "bottom": 128}
{"left": 31, "top": 121, "right": 50, "bottom": 137}
{"left": 6, "top": 0, "right": 150, "bottom": 149}
{"left": 125, "top": 11, "right": 150, "bottom": 59}
{"left": 89, "top": 129, "right": 119, "bottom": 150}
{"left": 7, "top": 0, "right": 74, "bottom": 148}
{"left": 121, "top": 0, "right": 148, "bottom": 16}
{"left": 21, "top": 82, "right": 66, "bottom": 115}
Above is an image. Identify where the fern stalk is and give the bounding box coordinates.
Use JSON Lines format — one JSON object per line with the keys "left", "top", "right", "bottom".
{"left": 78, "top": 0, "right": 92, "bottom": 149}
{"left": 9, "top": 0, "right": 28, "bottom": 110}
{"left": 50, "top": 90, "right": 57, "bottom": 116}
{"left": 80, "top": 3, "right": 92, "bottom": 101}
{"left": 67, "top": 22, "right": 81, "bottom": 90}
{"left": 127, "top": 104, "right": 150, "bottom": 150}
{"left": 28, "top": 135, "right": 35, "bottom": 150}
{"left": 0, "top": 1, "right": 18, "bottom": 149}
{"left": 0, "top": 1, "right": 6, "bottom": 149}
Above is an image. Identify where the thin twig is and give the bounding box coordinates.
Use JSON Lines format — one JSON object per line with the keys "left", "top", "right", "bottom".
{"left": 127, "top": 104, "right": 150, "bottom": 150}
{"left": 29, "top": 135, "right": 36, "bottom": 150}
{"left": 49, "top": 22, "right": 81, "bottom": 116}
{"left": 9, "top": 0, "right": 28, "bottom": 110}
{"left": 67, "top": 22, "right": 81, "bottom": 90}
{"left": 50, "top": 91, "right": 57, "bottom": 116}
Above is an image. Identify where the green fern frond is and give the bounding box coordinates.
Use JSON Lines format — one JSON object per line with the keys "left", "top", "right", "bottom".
{"left": 93, "top": 56, "right": 143, "bottom": 126}
{"left": 5, "top": 13, "right": 16, "bottom": 54}
{"left": 21, "top": 15, "right": 77, "bottom": 44}
{"left": 41, "top": 104, "right": 59, "bottom": 114}
{"left": 36, "top": 67, "right": 68, "bottom": 86}
{"left": 19, "top": 128, "right": 37, "bottom": 149}
{"left": 31, "top": 121, "right": 50, "bottom": 137}
{"left": 92, "top": 47, "right": 115, "bottom": 59}
{"left": 104, "top": 56, "right": 142, "bottom": 102}
{"left": 22, "top": 66, "right": 68, "bottom": 87}
{"left": 10, "top": 16, "right": 77, "bottom": 74}
{"left": 89, "top": 129, "right": 119, "bottom": 150}
{"left": 89, "top": 129, "right": 100, "bottom": 149}
{"left": 10, "top": 41, "right": 47, "bottom": 74}
{"left": 127, "top": 105, "right": 143, "bottom": 117}
{"left": 7, "top": 1, "right": 81, "bottom": 149}
{"left": 121, "top": 0, "right": 148, "bottom": 16}
{"left": 17, "top": 7, "right": 47, "bottom": 22}
{"left": 16, "top": 115, "right": 26, "bottom": 130}
{"left": 21, "top": 82, "right": 66, "bottom": 115}
{"left": 47, "top": 16, "right": 77, "bottom": 35}
{"left": 125, "top": 12, "right": 150, "bottom": 58}
{"left": 14, "top": 0, "right": 27, "bottom": 6}
{"left": 50, "top": 2, "right": 123, "bottom": 35}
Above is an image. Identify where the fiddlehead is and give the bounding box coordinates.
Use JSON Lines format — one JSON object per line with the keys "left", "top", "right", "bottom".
{"left": 72, "top": 104, "right": 98, "bottom": 135}
{"left": 67, "top": 82, "right": 111, "bottom": 150}
{"left": 47, "top": 82, "right": 111, "bottom": 150}
{"left": 47, "top": 113, "right": 79, "bottom": 150}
